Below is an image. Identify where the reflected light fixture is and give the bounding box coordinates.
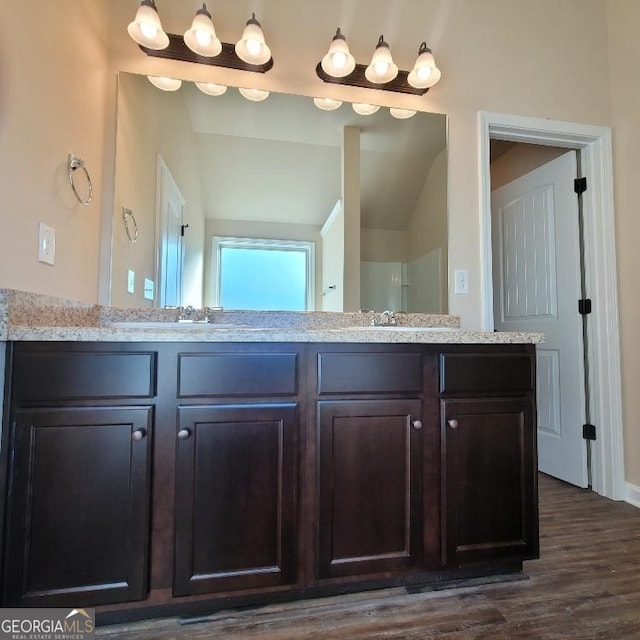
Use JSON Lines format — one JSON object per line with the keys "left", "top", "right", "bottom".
{"left": 239, "top": 87, "right": 270, "bottom": 102}
{"left": 313, "top": 97, "right": 343, "bottom": 111}
{"left": 127, "top": 0, "right": 169, "bottom": 50}
{"left": 352, "top": 103, "right": 380, "bottom": 116}
{"left": 235, "top": 13, "right": 271, "bottom": 65}
{"left": 389, "top": 107, "right": 417, "bottom": 119}
{"left": 183, "top": 3, "right": 222, "bottom": 58}
{"left": 147, "top": 76, "right": 182, "bottom": 91}
{"left": 407, "top": 42, "right": 441, "bottom": 89}
{"left": 320, "top": 28, "right": 356, "bottom": 78}
{"left": 195, "top": 81, "right": 227, "bottom": 96}
{"left": 365, "top": 36, "right": 398, "bottom": 84}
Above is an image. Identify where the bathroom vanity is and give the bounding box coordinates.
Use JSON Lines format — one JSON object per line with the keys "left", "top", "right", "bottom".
{"left": 0, "top": 292, "right": 541, "bottom": 623}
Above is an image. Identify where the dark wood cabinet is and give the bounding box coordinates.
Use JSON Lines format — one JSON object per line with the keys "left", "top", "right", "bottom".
{"left": 317, "top": 399, "right": 423, "bottom": 578}
{"left": 3, "top": 406, "right": 152, "bottom": 607}
{"left": 174, "top": 403, "right": 298, "bottom": 596}
{"left": 1, "top": 340, "right": 538, "bottom": 623}
{"left": 442, "top": 398, "right": 538, "bottom": 566}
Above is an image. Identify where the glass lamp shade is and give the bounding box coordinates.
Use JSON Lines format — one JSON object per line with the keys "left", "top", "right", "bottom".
{"left": 239, "top": 87, "right": 270, "bottom": 102}
{"left": 320, "top": 29, "right": 356, "bottom": 78}
{"left": 407, "top": 43, "right": 442, "bottom": 89}
{"left": 390, "top": 108, "right": 417, "bottom": 119}
{"left": 127, "top": 0, "right": 169, "bottom": 50}
{"left": 364, "top": 36, "right": 398, "bottom": 84}
{"left": 195, "top": 82, "right": 227, "bottom": 96}
{"left": 235, "top": 14, "right": 271, "bottom": 65}
{"left": 313, "top": 97, "right": 343, "bottom": 111}
{"left": 184, "top": 4, "right": 222, "bottom": 57}
{"left": 147, "top": 76, "right": 182, "bottom": 91}
{"left": 352, "top": 103, "right": 380, "bottom": 116}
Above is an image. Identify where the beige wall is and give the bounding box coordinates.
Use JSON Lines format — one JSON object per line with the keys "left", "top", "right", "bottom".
{"left": 606, "top": 0, "right": 640, "bottom": 486}
{"left": 0, "top": 1, "right": 110, "bottom": 302}
{"left": 321, "top": 203, "right": 345, "bottom": 312}
{"left": 490, "top": 144, "right": 567, "bottom": 191}
{"left": 361, "top": 229, "right": 408, "bottom": 263}
{"left": 112, "top": 73, "right": 205, "bottom": 308}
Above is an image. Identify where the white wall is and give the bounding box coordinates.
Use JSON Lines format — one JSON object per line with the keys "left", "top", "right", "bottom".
{"left": 321, "top": 202, "right": 345, "bottom": 311}
{"left": 491, "top": 144, "right": 567, "bottom": 190}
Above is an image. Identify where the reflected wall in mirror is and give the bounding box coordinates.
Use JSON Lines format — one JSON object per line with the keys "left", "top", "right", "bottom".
{"left": 111, "top": 72, "right": 448, "bottom": 312}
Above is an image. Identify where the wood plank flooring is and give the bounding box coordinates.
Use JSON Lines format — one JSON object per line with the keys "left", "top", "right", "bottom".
{"left": 97, "top": 474, "right": 640, "bottom": 639}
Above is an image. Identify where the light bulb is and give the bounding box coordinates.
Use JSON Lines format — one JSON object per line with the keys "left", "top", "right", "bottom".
{"left": 147, "top": 76, "right": 182, "bottom": 91}
{"left": 127, "top": 0, "right": 169, "bottom": 50}
{"left": 390, "top": 108, "right": 417, "bottom": 119}
{"left": 365, "top": 36, "right": 398, "bottom": 84}
{"left": 408, "top": 43, "right": 441, "bottom": 89}
{"left": 313, "top": 97, "right": 342, "bottom": 111}
{"left": 184, "top": 4, "right": 221, "bottom": 58}
{"left": 235, "top": 14, "right": 271, "bottom": 65}
{"left": 320, "top": 28, "right": 356, "bottom": 78}
{"left": 417, "top": 66, "right": 432, "bottom": 81}
{"left": 239, "top": 87, "right": 270, "bottom": 102}
{"left": 352, "top": 103, "right": 380, "bottom": 116}
{"left": 195, "top": 82, "right": 227, "bottom": 96}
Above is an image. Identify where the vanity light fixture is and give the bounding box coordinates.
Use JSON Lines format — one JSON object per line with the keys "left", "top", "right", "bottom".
{"left": 313, "top": 97, "right": 343, "bottom": 111}
{"left": 195, "top": 81, "right": 228, "bottom": 96}
{"left": 364, "top": 36, "right": 398, "bottom": 84}
{"left": 352, "top": 103, "right": 380, "bottom": 116}
{"left": 147, "top": 75, "right": 182, "bottom": 91}
{"left": 316, "top": 29, "right": 440, "bottom": 95}
{"left": 320, "top": 29, "right": 356, "bottom": 78}
{"left": 407, "top": 42, "right": 441, "bottom": 89}
{"left": 389, "top": 107, "right": 417, "bottom": 119}
{"left": 130, "top": 3, "right": 273, "bottom": 74}
{"left": 127, "top": 0, "right": 169, "bottom": 50}
{"left": 238, "top": 87, "right": 270, "bottom": 102}
{"left": 183, "top": 4, "right": 222, "bottom": 58}
{"left": 235, "top": 14, "right": 271, "bottom": 65}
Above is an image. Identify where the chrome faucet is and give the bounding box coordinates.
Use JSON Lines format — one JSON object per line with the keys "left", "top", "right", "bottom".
{"left": 371, "top": 310, "right": 397, "bottom": 327}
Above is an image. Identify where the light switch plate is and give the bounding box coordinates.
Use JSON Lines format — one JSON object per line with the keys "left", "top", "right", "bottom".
{"left": 127, "top": 269, "right": 135, "bottom": 294}
{"left": 38, "top": 223, "right": 55, "bottom": 265}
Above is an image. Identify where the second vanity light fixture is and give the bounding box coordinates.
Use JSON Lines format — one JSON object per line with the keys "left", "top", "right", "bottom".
{"left": 317, "top": 29, "right": 441, "bottom": 95}
{"left": 128, "top": 1, "right": 273, "bottom": 72}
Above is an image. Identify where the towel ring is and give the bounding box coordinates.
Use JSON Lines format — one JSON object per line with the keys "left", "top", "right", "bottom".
{"left": 122, "top": 207, "right": 138, "bottom": 243}
{"left": 68, "top": 153, "right": 93, "bottom": 206}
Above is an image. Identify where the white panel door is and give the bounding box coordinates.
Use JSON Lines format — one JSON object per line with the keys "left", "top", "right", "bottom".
{"left": 491, "top": 151, "right": 587, "bottom": 487}
{"left": 157, "top": 157, "right": 185, "bottom": 308}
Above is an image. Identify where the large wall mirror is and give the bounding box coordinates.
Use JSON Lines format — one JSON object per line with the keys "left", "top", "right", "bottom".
{"left": 111, "top": 72, "right": 448, "bottom": 313}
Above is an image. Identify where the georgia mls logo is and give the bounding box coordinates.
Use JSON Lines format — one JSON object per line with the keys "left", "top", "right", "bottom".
{"left": 0, "top": 607, "right": 95, "bottom": 639}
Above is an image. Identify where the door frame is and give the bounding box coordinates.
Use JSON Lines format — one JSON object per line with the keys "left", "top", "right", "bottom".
{"left": 478, "top": 111, "right": 624, "bottom": 501}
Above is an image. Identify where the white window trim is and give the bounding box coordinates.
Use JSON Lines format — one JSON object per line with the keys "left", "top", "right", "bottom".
{"left": 212, "top": 236, "right": 316, "bottom": 311}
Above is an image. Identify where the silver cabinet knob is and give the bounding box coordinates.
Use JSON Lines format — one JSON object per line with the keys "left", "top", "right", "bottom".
{"left": 177, "top": 428, "right": 191, "bottom": 440}
{"left": 132, "top": 429, "right": 146, "bottom": 441}
{"left": 412, "top": 420, "right": 423, "bottom": 430}
{"left": 448, "top": 419, "right": 459, "bottom": 429}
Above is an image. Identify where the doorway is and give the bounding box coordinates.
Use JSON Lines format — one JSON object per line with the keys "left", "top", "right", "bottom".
{"left": 478, "top": 112, "right": 625, "bottom": 501}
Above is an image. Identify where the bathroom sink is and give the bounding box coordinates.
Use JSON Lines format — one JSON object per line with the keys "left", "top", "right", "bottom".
{"left": 109, "top": 321, "right": 241, "bottom": 329}
{"left": 343, "top": 326, "right": 461, "bottom": 332}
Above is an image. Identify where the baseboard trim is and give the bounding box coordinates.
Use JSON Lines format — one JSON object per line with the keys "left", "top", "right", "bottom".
{"left": 625, "top": 482, "right": 640, "bottom": 508}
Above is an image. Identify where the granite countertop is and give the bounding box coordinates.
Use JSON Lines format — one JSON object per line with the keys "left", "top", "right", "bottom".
{"left": 0, "top": 289, "right": 545, "bottom": 344}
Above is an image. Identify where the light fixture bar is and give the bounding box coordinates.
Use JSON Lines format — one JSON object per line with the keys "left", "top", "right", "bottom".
{"left": 140, "top": 32, "right": 273, "bottom": 73}
{"left": 315, "top": 62, "right": 427, "bottom": 95}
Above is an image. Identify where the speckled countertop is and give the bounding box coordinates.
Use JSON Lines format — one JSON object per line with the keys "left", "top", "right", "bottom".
{"left": 0, "top": 289, "right": 544, "bottom": 344}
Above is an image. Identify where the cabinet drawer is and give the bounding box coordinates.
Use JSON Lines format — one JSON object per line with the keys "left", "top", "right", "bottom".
{"left": 439, "top": 353, "right": 534, "bottom": 395}
{"left": 317, "top": 352, "right": 422, "bottom": 395}
{"left": 12, "top": 350, "right": 156, "bottom": 402}
{"left": 178, "top": 352, "right": 298, "bottom": 397}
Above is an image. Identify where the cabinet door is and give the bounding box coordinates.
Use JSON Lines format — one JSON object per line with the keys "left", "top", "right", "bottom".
{"left": 443, "top": 398, "right": 538, "bottom": 566}
{"left": 3, "top": 407, "right": 152, "bottom": 607}
{"left": 318, "top": 399, "right": 423, "bottom": 579}
{"left": 174, "top": 404, "right": 298, "bottom": 596}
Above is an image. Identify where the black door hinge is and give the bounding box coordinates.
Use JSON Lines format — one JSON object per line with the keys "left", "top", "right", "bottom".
{"left": 578, "top": 298, "right": 592, "bottom": 315}
{"left": 574, "top": 177, "right": 587, "bottom": 194}
{"left": 583, "top": 424, "right": 596, "bottom": 441}
{"left": 181, "top": 224, "right": 190, "bottom": 237}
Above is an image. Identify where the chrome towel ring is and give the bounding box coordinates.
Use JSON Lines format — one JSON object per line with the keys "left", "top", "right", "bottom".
{"left": 68, "top": 153, "right": 93, "bottom": 206}
{"left": 122, "top": 207, "right": 138, "bottom": 243}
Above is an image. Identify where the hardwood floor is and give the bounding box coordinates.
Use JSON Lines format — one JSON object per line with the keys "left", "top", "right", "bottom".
{"left": 97, "top": 474, "right": 640, "bottom": 639}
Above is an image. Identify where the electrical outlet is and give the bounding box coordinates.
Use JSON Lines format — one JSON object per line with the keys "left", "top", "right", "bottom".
{"left": 454, "top": 269, "right": 469, "bottom": 295}
{"left": 127, "top": 270, "right": 135, "bottom": 294}
{"left": 143, "top": 278, "right": 154, "bottom": 301}
{"left": 38, "top": 223, "right": 55, "bottom": 265}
